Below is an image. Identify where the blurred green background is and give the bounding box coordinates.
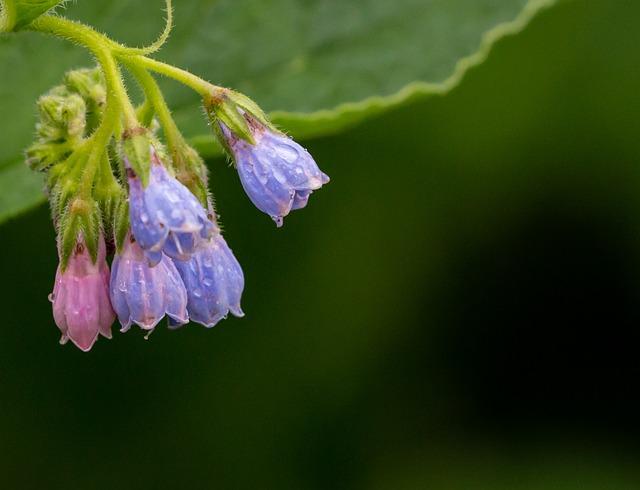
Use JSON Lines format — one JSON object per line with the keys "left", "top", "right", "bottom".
{"left": 2, "top": 0, "right": 640, "bottom": 488}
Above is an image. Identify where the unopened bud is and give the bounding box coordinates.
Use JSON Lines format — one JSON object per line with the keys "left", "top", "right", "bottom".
{"left": 65, "top": 67, "right": 106, "bottom": 132}
{"left": 121, "top": 128, "right": 151, "bottom": 186}
{"left": 36, "top": 91, "right": 86, "bottom": 141}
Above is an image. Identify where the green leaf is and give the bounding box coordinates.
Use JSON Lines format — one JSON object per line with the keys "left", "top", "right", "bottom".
{"left": 0, "top": 0, "right": 558, "bottom": 223}
{"left": 0, "top": 0, "right": 65, "bottom": 32}
{"left": 0, "top": 159, "right": 45, "bottom": 223}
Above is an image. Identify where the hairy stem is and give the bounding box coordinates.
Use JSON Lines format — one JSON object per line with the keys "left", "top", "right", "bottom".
{"left": 120, "top": 55, "right": 221, "bottom": 98}
{"left": 112, "top": 0, "right": 174, "bottom": 56}
{"left": 28, "top": 16, "right": 139, "bottom": 129}
{"left": 126, "top": 62, "right": 184, "bottom": 152}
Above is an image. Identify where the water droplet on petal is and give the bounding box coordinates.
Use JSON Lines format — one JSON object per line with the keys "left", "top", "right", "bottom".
{"left": 166, "top": 191, "right": 180, "bottom": 203}
{"left": 276, "top": 143, "right": 299, "bottom": 163}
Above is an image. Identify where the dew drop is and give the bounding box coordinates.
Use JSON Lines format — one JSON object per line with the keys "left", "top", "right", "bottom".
{"left": 166, "top": 191, "right": 180, "bottom": 203}
{"left": 272, "top": 167, "right": 287, "bottom": 184}
{"left": 48, "top": 293, "right": 55, "bottom": 302}
{"left": 276, "top": 143, "right": 299, "bottom": 163}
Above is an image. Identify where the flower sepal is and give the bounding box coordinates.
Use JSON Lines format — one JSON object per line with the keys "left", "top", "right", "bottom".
{"left": 57, "top": 196, "right": 101, "bottom": 268}
{"left": 121, "top": 128, "right": 152, "bottom": 186}
{"left": 205, "top": 90, "right": 255, "bottom": 145}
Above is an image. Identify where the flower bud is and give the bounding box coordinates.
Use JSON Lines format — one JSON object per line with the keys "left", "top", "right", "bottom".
{"left": 64, "top": 67, "right": 106, "bottom": 133}
{"left": 127, "top": 147, "right": 213, "bottom": 264}
{"left": 205, "top": 89, "right": 254, "bottom": 145}
{"left": 173, "top": 226, "right": 244, "bottom": 328}
{"left": 122, "top": 129, "right": 152, "bottom": 187}
{"left": 26, "top": 140, "right": 73, "bottom": 172}
{"left": 36, "top": 90, "right": 86, "bottom": 142}
{"left": 110, "top": 234, "right": 189, "bottom": 332}
{"left": 26, "top": 86, "right": 87, "bottom": 172}
{"left": 50, "top": 235, "right": 114, "bottom": 352}
{"left": 219, "top": 114, "right": 329, "bottom": 227}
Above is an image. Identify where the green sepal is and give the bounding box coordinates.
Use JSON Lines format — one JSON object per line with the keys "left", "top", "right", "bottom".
{"left": 57, "top": 196, "right": 101, "bottom": 267}
{"left": 205, "top": 92, "right": 255, "bottom": 145}
{"left": 136, "top": 100, "right": 155, "bottom": 128}
{"left": 47, "top": 150, "right": 80, "bottom": 204}
{"left": 93, "top": 153, "right": 124, "bottom": 231}
{"left": 26, "top": 140, "right": 73, "bottom": 171}
{"left": 0, "top": 0, "right": 66, "bottom": 32}
{"left": 172, "top": 143, "right": 209, "bottom": 206}
{"left": 121, "top": 129, "right": 151, "bottom": 186}
{"left": 227, "top": 89, "right": 277, "bottom": 132}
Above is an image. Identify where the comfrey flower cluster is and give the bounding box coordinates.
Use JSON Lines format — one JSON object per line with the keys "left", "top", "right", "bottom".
{"left": 18, "top": 3, "right": 329, "bottom": 352}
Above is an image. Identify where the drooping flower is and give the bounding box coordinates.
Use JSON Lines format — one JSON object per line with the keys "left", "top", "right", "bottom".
{"left": 50, "top": 235, "right": 114, "bottom": 352}
{"left": 127, "top": 149, "right": 213, "bottom": 265}
{"left": 220, "top": 116, "right": 329, "bottom": 227}
{"left": 110, "top": 233, "right": 188, "bottom": 332}
{"left": 173, "top": 224, "right": 244, "bottom": 328}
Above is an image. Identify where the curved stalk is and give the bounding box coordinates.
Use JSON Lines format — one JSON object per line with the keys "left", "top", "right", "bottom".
{"left": 120, "top": 54, "right": 221, "bottom": 98}
{"left": 125, "top": 62, "right": 184, "bottom": 153}
{"left": 112, "top": 0, "right": 174, "bottom": 56}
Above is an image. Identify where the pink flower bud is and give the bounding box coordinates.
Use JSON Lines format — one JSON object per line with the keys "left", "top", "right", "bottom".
{"left": 50, "top": 235, "right": 115, "bottom": 352}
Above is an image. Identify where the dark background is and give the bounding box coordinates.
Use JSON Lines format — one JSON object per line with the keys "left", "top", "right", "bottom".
{"left": 2, "top": 1, "right": 640, "bottom": 488}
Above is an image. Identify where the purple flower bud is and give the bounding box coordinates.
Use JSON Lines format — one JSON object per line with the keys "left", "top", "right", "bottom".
{"left": 173, "top": 229, "right": 244, "bottom": 328}
{"left": 110, "top": 234, "right": 188, "bottom": 332}
{"left": 50, "top": 235, "right": 114, "bottom": 352}
{"left": 221, "top": 117, "right": 329, "bottom": 227}
{"left": 127, "top": 149, "right": 212, "bottom": 264}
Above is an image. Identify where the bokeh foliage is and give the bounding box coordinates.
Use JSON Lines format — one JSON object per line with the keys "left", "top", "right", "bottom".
{"left": 1, "top": 0, "right": 640, "bottom": 489}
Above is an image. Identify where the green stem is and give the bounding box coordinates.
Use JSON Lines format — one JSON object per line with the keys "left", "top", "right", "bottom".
{"left": 28, "top": 15, "right": 138, "bottom": 129}
{"left": 125, "top": 62, "right": 184, "bottom": 152}
{"left": 94, "top": 47, "right": 138, "bottom": 130}
{"left": 120, "top": 54, "right": 221, "bottom": 98}
{"left": 28, "top": 14, "right": 142, "bottom": 197}
{"left": 80, "top": 100, "right": 119, "bottom": 192}
{"left": 136, "top": 99, "right": 155, "bottom": 127}
{"left": 112, "top": 0, "right": 173, "bottom": 56}
{"left": 28, "top": 14, "right": 222, "bottom": 105}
